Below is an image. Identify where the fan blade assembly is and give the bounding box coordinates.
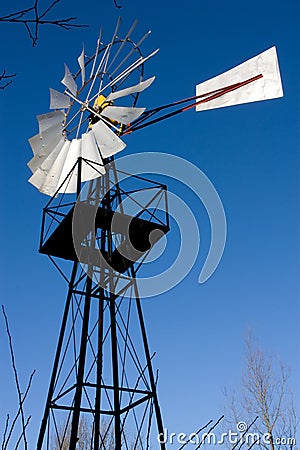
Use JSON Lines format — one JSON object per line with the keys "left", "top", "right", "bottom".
{"left": 27, "top": 30, "right": 284, "bottom": 199}
{"left": 28, "top": 66, "right": 155, "bottom": 195}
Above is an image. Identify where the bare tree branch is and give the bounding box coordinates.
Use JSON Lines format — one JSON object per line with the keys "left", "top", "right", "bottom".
{"left": 0, "top": 0, "right": 87, "bottom": 46}
{"left": 224, "top": 333, "right": 298, "bottom": 450}
{"left": 3, "top": 368, "right": 36, "bottom": 450}
{"left": 195, "top": 415, "right": 224, "bottom": 450}
{"left": 113, "top": 0, "right": 122, "bottom": 8}
{"left": 0, "top": 70, "right": 17, "bottom": 90}
{"left": 1, "top": 306, "right": 28, "bottom": 449}
{"left": 0, "top": 0, "right": 87, "bottom": 88}
{"left": 178, "top": 419, "right": 213, "bottom": 450}
{"left": 14, "top": 416, "right": 31, "bottom": 450}
{"left": 0, "top": 0, "right": 121, "bottom": 89}
{"left": 1, "top": 415, "right": 9, "bottom": 450}
{"left": 1, "top": 305, "right": 36, "bottom": 450}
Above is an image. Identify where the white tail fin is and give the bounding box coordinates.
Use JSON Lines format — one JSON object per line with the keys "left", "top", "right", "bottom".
{"left": 195, "top": 47, "right": 283, "bottom": 112}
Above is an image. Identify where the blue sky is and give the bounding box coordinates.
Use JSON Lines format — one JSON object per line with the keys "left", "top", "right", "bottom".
{"left": 0, "top": 0, "right": 299, "bottom": 446}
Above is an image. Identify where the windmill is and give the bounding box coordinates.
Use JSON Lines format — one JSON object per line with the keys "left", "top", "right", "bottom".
{"left": 27, "top": 19, "right": 283, "bottom": 450}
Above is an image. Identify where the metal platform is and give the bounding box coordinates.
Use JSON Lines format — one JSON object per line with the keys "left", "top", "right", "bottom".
{"left": 40, "top": 202, "right": 169, "bottom": 273}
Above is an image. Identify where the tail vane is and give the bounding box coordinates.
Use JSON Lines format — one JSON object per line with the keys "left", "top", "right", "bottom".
{"left": 195, "top": 46, "right": 283, "bottom": 112}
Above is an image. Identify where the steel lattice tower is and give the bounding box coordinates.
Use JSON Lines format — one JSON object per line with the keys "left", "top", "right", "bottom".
{"left": 36, "top": 159, "right": 169, "bottom": 449}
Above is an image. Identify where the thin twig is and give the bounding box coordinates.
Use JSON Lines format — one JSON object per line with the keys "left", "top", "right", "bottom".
{"left": 1, "top": 415, "right": 10, "bottom": 450}
{"left": 13, "top": 416, "right": 31, "bottom": 450}
{"left": 113, "top": 0, "right": 122, "bottom": 8}
{"left": 2, "top": 306, "right": 30, "bottom": 450}
{"left": 0, "top": 70, "right": 17, "bottom": 90}
{"left": 178, "top": 419, "right": 214, "bottom": 450}
{"left": 3, "top": 369, "right": 35, "bottom": 449}
{"left": 195, "top": 415, "right": 224, "bottom": 450}
{"left": 232, "top": 416, "right": 259, "bottom": 450}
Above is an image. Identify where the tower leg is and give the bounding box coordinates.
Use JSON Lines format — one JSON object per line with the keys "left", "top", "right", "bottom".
{"left": 109, "top": 295, "right": 122, "bottom": 449}
{"left": 69, "top": 276, "right": 92, "bottom": 449}
{"left": 93, "top": 288, "right": 104, "bottom": 450}
{"left": 136, "top": 298, "right": 166, "bottom": 450}
{"left": 36, "top": 267, "right": 166, "bottom": 449}
{"left": 37, "top": 262, "right": 78, "bottom": 450}
{"left": 133, "top": 270, "right": 166, "bottom": 450}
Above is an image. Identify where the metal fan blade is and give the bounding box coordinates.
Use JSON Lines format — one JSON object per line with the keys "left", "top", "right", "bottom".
{"left": 28, "top": 123, "right": 64, "bottom": 156}
{"left": 91, "top": 120, "right": 126, "bottom": 159}
{"left": 28, "top": 141, "right": 70, "bottom": 195}
{"left": 77, "top": 47, "right": 85, "bottom": 87}
{"left": 57, "top": 138, "right": 81, "bottom": 193}
{"left": 81, "top": 132, "right": 105, "bottom": 168}
{"left": 110, "top": 30, "right": 151, "bottom": 77}
{"left": 28, "top": 137, "right": 65, "bottom": 173}
{"left": 49, "top": 88, "right": 71, "bottom": 109}
{"left": 107, "top": 20, "right": 138, "bottom": 71}
{"left": 97, "top": 49, "right": 159, "bottom": 100}
{"left": 28, "top": 167, "right": 47, "bottom": 191}
{"left": 38, "top": 139, "right": 67, "bottom": 173}
{"left": 61, "top": 64, "right": 78, "bottom": 96}
{"left": 107, "top": 77, "right": 155, "bottom": 101}
{"left": 28, "top": 139, "right": 66, "bottom": 187}
{"left": 89, "top": 28, "right": 102, "bottom": 81}
{"left": 195, "top": 47, "right": 283, "bottom": 112}
{"left": 38, "top": 141, "right": 71, "bottom": 196}
{"left": 81, "top": 132, "right": 105, "bottom": 182}
{"left": 102, "top": 106, "right": 145, "bottom": 125}
{"left": 37, "top": 111, "right": 65, "bottom": 134}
